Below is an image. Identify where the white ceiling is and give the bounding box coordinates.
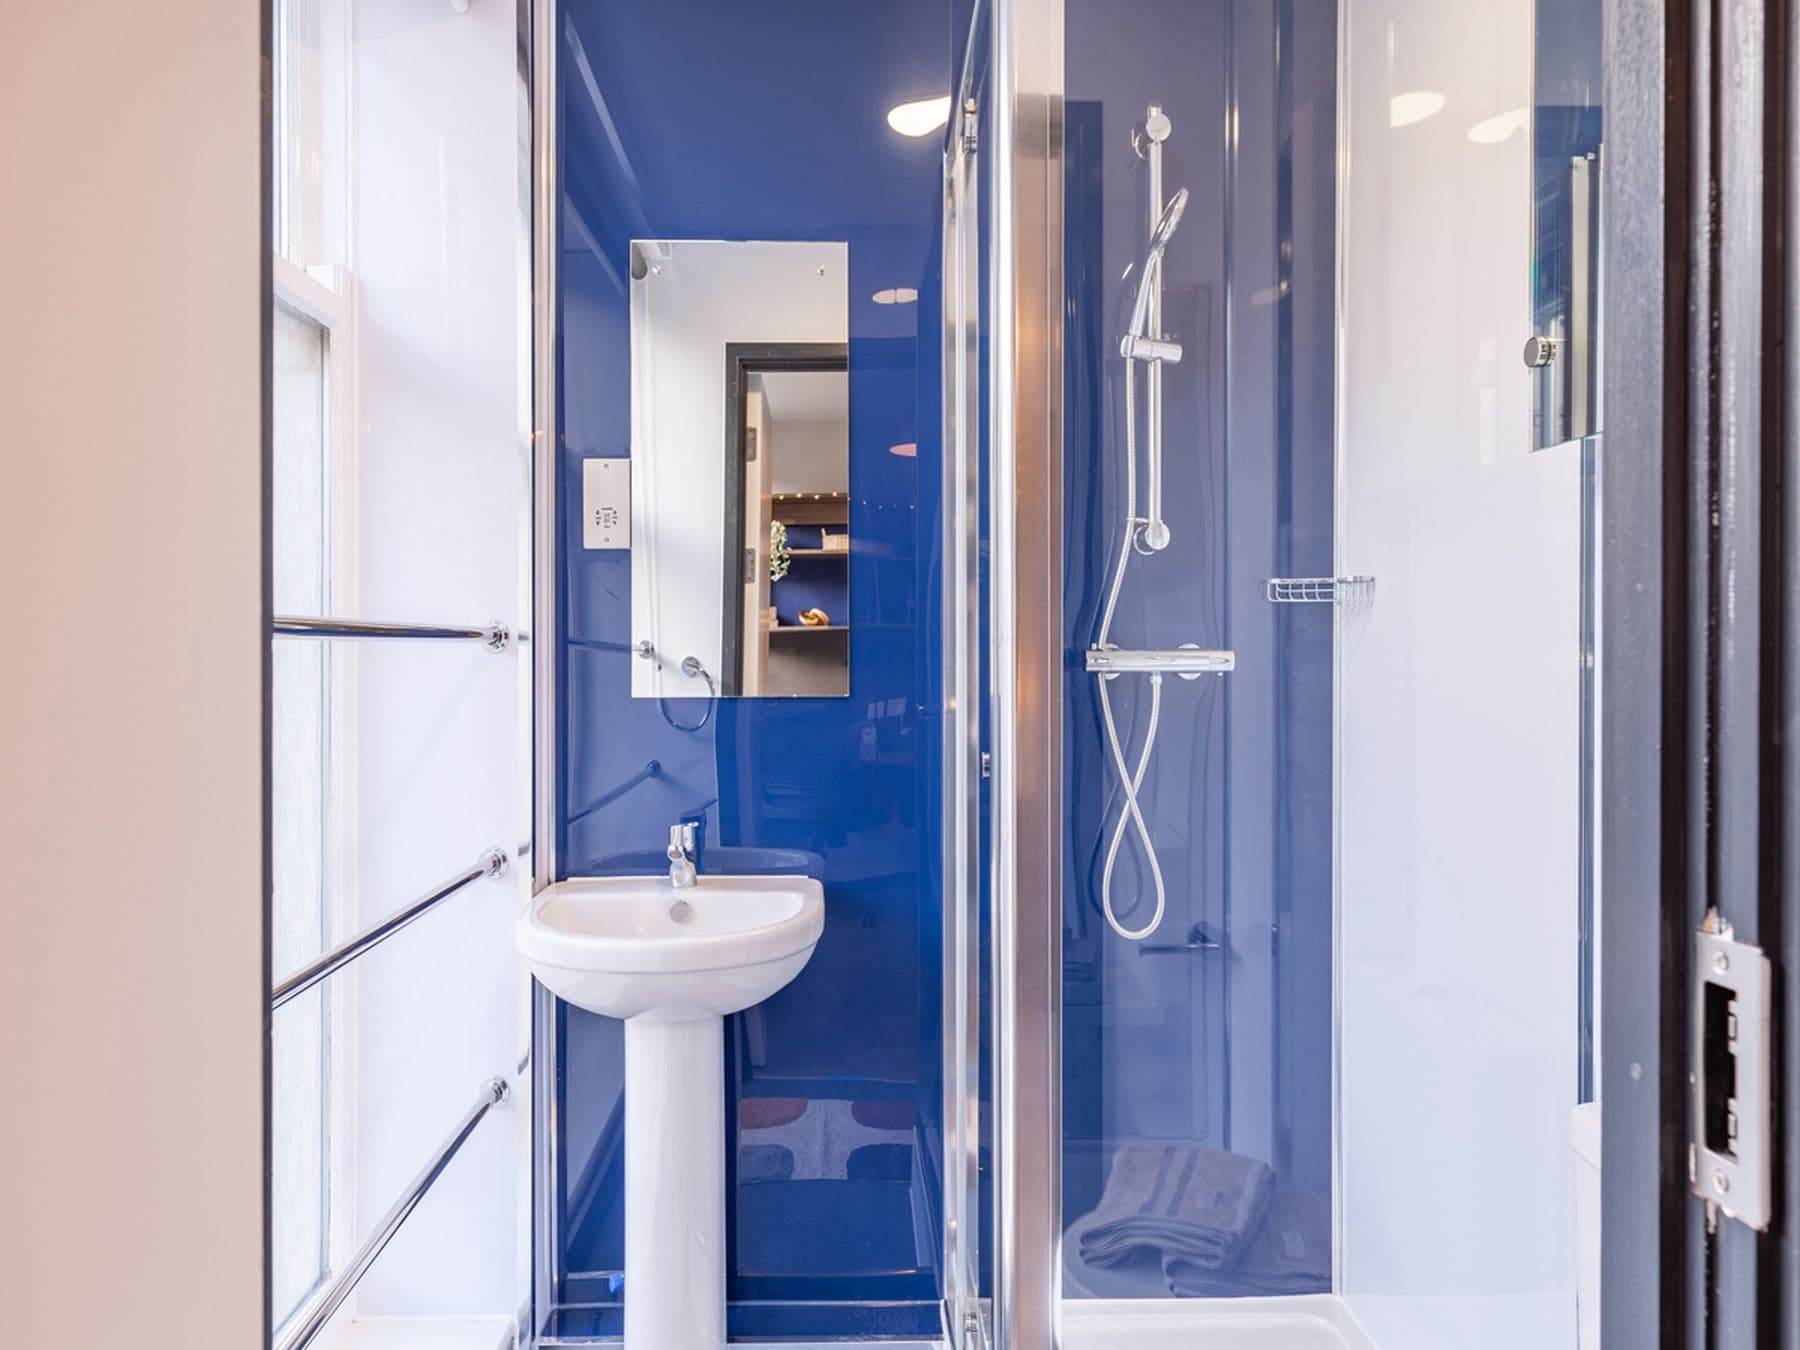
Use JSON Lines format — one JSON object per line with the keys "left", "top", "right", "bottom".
{"left": 759, "top": 369, "right": 847, "bottom": 424}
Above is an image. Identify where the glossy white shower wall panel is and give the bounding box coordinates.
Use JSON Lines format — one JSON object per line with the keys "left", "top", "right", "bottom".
{"left": 1337, "top": 2, "right": 1581, "bottom": 1349}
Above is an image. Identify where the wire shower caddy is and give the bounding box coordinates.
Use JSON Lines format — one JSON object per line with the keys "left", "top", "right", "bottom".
{"left": 1265, "top": 575, "right": 1377, "bottom": 605}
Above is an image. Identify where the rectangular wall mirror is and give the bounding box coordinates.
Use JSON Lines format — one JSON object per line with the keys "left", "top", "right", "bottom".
{"left": 1528, "top": 0, "right": 1603, "bottom": 450}
{"left": 628, "top": 239, "right": 850, "bottom": 698}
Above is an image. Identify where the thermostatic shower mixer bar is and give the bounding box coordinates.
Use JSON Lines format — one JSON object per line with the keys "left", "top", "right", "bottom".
{"left": 1085, "top": 647, "right": 1235, "bottom": 675}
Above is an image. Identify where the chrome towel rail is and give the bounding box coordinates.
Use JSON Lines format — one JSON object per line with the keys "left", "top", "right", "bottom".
{"left": 275, "top": 1077, "right": 509, "bottom": 1350}
{"left": 273, "top": 615, "right": 512, "bottom": 652}
{"left": 566, "top": 759, "right": 662, "bottom": 827}
{"left": 271, "top": 848, "right": 509, "bottom": 1010}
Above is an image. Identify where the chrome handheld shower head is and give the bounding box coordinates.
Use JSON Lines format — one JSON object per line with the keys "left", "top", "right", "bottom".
{"left": 1125, "top": 187, "right": 1189, "bottom": 342}
{"left": 1151, "top": 185, "right": 1188, "bottom": 249}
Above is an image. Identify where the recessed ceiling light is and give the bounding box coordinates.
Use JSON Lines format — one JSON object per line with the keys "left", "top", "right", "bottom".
{"left": 1467, "top": 107, "right": 1529, "bottom": 144}
{"left": 887, "top": 95, "right": 952, "bottom": 138}
{"left": 1389, "top": 90, "right": 1446, "bottom": 128}
{"left": 872, "top": 287, "right": 920, "bottom": 305}
{"left": 889, "top": 442, "right": 918, "bottom": 458}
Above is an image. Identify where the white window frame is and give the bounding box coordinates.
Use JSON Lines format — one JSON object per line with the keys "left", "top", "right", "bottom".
{"left": 270, "top": 0, "right": 360, "bottom": 1330}
{"left": 271, "top": 253, "right": 362, "bottom": 1341}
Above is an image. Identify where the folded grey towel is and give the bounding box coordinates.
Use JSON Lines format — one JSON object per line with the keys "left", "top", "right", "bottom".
{"left": 1078, "top": 1144, "right": 1275, "bottom": 1270}
{"left": 1163, "top": 1190, "right": 1331, "bottom": 1297}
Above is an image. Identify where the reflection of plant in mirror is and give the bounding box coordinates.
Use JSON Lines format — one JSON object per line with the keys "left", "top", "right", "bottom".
{"left": 769, "top": 520, "right": 791, "bottom": 581}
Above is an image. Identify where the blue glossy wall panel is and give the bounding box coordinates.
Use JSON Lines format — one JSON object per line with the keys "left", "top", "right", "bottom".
{"left": 1059, "top": 0, "right": 1338, "bottom": 1301}
{"left": 553, "top": 0, "right": 951, "bottom": 1326}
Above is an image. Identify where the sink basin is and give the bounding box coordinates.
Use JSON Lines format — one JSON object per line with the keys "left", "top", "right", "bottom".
{"left": 518, "top": 873, "right": 824, "bottom": 1021}
{"left": 518, "top": 872, "right": 824, "bottom": 1350}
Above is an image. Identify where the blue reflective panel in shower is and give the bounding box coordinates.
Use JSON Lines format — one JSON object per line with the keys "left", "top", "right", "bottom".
{"left": 1060, "top": 0, "right": 1338, "bottom": 1302}
{"left": 552, "top": 0, "right": 951, "bottom": 1332}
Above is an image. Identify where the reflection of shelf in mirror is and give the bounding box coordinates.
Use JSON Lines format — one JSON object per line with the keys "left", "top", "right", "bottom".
{"left": 771, "top": 491, "right": 849, "bottom": 526}
{"left": 769, "top": 625, "right": 848, "bottom": 634}
{"left": 785, "top": 548, "right": 848, "bottom": 557}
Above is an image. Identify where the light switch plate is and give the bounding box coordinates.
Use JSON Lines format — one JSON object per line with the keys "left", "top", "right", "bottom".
{"left": 583, "top": 458, "right": 630, "bottom": 549}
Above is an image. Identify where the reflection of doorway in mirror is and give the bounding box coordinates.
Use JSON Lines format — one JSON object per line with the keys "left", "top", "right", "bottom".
{"left": 721, "top": 346, "right": 850, "bottom": 698}
{"left": 758, "top": 367, "right": 849, "bottom": 697}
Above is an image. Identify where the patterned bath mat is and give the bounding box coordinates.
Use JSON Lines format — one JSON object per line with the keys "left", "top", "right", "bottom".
{"left": 737, "top": 1097, "right": 915, "bottom": 1182}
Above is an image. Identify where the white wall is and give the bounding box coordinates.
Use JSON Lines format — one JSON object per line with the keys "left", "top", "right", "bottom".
{"left": 767, "top": 416, "right": 851, "bottom": 494}
{"left": 0, "top": 5, "right": 265, "bottom": 1347}
{"left": 628, "top": 240, "right": 847, "bottom": 697}
{"left": 340, "top": 0, "right": 525, "bottom": 1335}
{"left": 1338, "top": 2, "right": 1581, "bottom": 1348}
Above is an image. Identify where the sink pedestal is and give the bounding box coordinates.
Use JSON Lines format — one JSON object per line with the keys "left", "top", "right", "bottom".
{"left": 624, "top": 1014, "right": 725, "bottom": 1350}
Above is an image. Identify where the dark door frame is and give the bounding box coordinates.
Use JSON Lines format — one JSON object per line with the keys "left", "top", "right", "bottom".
{"left": 719, "top": 342, "right": 849, "bottom": 697}
{"left": 1602, "top": 0, "right": 1795, "bottom": 1343}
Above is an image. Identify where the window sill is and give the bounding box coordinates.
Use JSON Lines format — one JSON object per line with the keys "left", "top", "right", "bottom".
{"left": 312, "top": 1315, "right": 514, "bottom": 1350}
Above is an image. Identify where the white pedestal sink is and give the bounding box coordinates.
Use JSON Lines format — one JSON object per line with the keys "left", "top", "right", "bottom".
{"left": 517, "top": 874, "right": 825, "bottom": 1350}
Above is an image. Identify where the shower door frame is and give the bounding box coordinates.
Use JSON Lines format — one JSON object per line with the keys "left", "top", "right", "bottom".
{"left": 528, "top": 0, "right": 562, "bottom": 1338}
{"left": 984, "top": 0, "right": 1066, "bottom": 1346}
{"left": 941, "top": 9, "right": 989, "bottom": 1342}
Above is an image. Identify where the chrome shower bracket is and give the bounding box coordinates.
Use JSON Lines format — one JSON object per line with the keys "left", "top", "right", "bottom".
{"left": 1131, "top": 101, "right": 1172, "bottom": 162}
{"left": 1119, "top": 333, "right": 1183, "bottom": 364}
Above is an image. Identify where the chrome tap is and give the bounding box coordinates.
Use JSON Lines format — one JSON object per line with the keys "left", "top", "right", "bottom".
{"left": 667, "top": 822, "right": 697, "bottom": 889}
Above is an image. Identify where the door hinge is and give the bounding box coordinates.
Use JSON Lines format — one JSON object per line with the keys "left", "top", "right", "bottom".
{"left": 961, "top": 98, "right": 979, "bottom": 154}
{"left": 1690, "top": 911, "right": 1772, "bottom": 1231}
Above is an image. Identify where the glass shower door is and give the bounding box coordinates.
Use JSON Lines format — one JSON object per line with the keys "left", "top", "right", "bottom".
{"left": 1056, "top": 0, "right": 1339, "bottom": 1313}
{"left": 965, "top": 0, "right": 1339, "bottom": 1342}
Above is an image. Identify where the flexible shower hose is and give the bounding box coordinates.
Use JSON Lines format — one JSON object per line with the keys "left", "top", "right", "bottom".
{"left": 1094, "top": 355, "right": 1167, "bottom": 940}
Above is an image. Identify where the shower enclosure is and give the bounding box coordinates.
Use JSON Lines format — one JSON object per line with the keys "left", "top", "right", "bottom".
{"left": 939, "top": 0, "right": 1585, "bottom": 1345}
{"left": 946, "top": 0, "right": 1347, "bottom": 1341}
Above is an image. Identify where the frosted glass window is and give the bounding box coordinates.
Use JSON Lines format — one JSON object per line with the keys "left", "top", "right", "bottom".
{"left": 271, "top": 301, "right": 332, "bottom": 1328}
{"left": 274, "top": 0, "right": 348, "bottom": 270}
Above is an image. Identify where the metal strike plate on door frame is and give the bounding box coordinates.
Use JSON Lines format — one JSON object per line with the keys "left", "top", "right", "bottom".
{"left": 1690, "top": 919, "right": 1773, "bottom": 1230}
